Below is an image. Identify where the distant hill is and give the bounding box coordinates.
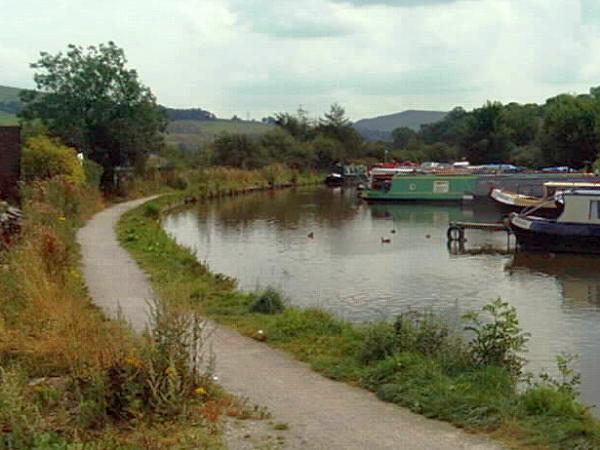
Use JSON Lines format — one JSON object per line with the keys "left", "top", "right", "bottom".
{"left": 0, "top": 85, "right": 23, "bottom": 117}
{"left": 353, "top": 110, "right": 448, "bottom": 141}
{"left": 0, "top": 111, "right": 18, "bottom": 126}
{"left": 166, "top": 119, "right": 273, "bottom": 150}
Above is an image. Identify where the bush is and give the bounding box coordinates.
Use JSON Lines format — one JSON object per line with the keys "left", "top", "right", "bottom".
{"left": 394, "top": 311, "right": 451, "bottom": 356}
{"left": 359, "top": 323, "right": 397, "bottom": 364}
{"left": 359, "top": 311, "right": 456, "bottom": 365}
{"left": 167, "top": 174, "right": 189, "bottom": 191}
{"left": 144, "top": 202, "right": 160, "bottom": 219}
{"left": 83, "top": 159, "right": 103, "bottom": 188}
{"left": 249, "top": 287, "right": 285, "bottom": 314}
{"left": 21, "top": 136, "right": 85, "bottom": 185}
{"left": 464, "top": 299, "right": 530, "bottom": 377}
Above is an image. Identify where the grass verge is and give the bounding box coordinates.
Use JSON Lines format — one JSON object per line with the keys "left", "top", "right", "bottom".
{"left": 119, "top": 188, "right": 600, "bottom": 450}
{"left": 0, "top": 176, "right": 275, "bottom": 449}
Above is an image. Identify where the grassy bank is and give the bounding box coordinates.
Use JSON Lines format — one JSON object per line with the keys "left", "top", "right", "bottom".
{"left": 0, "top": 174, "right": 287, "bottom": 449}
{"left": 119, "top": 189, "right": 600, "bottom": 450}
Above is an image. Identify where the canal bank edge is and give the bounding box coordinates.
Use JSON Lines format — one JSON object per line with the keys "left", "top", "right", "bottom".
{"left": 117, "top": 185, "right": 600, "bottom": 449}
{"left": 117, "top": 199, "right": 506, "bottom": 450}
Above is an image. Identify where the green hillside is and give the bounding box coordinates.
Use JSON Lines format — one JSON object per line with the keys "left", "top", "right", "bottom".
{"left": 0, "top": 111, "right": 18, "bottom": 125}
{"left": 166, "top": 119, "right": 273, "bottom": 150}
{"left": 353, "top": 110, "right": 447, "bottom": 141}
{"left": 0, "top": 85, "right": 22, "bottom": 102}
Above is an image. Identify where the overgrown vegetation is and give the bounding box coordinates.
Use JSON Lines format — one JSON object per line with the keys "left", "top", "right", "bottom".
{"left": 120, "top": 195, "right": 600, "bottom": 449}
{"left": 21, "top": 136, "right": 85, "bottom": 185}
{"left": 0, "top": 173, "right": 275, "bottom": 447}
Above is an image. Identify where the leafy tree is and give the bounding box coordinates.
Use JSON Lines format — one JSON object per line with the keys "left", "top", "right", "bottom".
{"left": 212, "top": 133, "right": 265, "bottom": 169}
{"left": 540, "top": 94, "right": 600, "bottom": 167}
{"left": 20, "top": 42, "right": 166, "bottom": 189}
{"left": 274, "top": 107, "right": 314, "bottom": 141}
{"left": 510, "top": 145, "right": 544, "bottom": 168}
{"left": 503, "top": 103, "right": 542, "bottom": 147}
{"left": 311, "top": 135, "right": 345, "bottom": 169}
{"left": 420, "top": 107, "right": 469, "bottom": 146}
{"left": 316, "top": 103, "right": 363, "bottom": 158}
{"left": 391, "top": 127, "right": 418, "bottom": 149}
{"left": 259, "top": 129, "right": 314, "bottom": 169}
{"left": 462, "top": 101, "right": 512, "bottom": 164}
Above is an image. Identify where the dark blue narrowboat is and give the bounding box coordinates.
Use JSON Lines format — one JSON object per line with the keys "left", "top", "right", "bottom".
{"left": 510, "top": 190, "right": 600, "bottom": 254}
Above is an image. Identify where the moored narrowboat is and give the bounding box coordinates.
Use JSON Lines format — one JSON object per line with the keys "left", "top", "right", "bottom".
{"left": 363, "top": 174, "right": 477, "bottom": 202}
{"left": 510, "top": 189, "right": 600, "bottom": 254}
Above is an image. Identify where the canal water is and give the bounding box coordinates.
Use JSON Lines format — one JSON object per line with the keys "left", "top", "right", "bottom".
{"left": 163, "top": 186, "right": 600, "bottom": 411}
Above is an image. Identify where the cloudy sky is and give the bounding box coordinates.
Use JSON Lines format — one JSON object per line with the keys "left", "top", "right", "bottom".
{"left": 2, "top": 0, "right": 600, "bottom": 120}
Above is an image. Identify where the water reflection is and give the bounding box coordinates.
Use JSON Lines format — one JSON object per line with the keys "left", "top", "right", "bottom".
{"left": 163, "top": 186, "right": 600, "bottom": 412}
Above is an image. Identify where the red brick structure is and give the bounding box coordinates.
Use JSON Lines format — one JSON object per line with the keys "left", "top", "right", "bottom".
{"left": 0, "top": 126, "right": 21, "bottom": 201}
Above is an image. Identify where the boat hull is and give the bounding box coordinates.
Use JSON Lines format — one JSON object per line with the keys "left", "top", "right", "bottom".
{"left": 510, "top": 215, "right": 600, "bottom": 254}
{"left": 363, "top": 175, "right": 477, "bottom": 202}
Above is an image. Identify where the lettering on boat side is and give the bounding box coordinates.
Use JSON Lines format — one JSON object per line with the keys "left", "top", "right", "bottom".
{"left": 433, "top": 181, "right": 450, "bottom": 194}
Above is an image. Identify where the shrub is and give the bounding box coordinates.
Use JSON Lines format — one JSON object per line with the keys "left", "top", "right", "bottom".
{"left": 463, "top": 299, "right": 530, "bottom": 377}
{"left": 249, "top": 287, "right": 285, "bottom": 314}
{"left": 269, "top": 308, "right": 343, "bottom": 340}
{"left": 170, "top": 175, "right": 189, "bottom": 191}
{"left": 21, "top": 136, "right": 85, "bottom": 185}
{"left": 144, "top": 202, "right": 160, "bottom": 219}
{"left": 144, "top": 299, "right": 215, "bottom": 418}
{"left": 359, "top": 311, "right": 457, "bottom": 365}
{"left": 0, "top": 368, "right": 44, "bottom": 448}
{"left": 359, "top": 322, "right": 397, "bottom": 364}
{"left": 83, "top": 159, "right": 103, "bottom": 188}
{"left": 394, "top": 311, "right": 451, "bottom": 356}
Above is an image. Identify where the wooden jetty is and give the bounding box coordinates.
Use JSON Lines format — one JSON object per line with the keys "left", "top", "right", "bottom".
{"left": 447, "top": 220, "right": 512, "bottom": 242}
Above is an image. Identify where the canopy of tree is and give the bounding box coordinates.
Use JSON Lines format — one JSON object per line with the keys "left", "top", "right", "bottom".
{"left": 19, "top": 42, "right": 166, "bottom": 189}
{"left": 388, "top": 89, "right": 600, "bottom": 169}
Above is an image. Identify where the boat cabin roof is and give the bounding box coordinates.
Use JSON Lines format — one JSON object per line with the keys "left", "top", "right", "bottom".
{"left": 545, "top": 181, "right": 600, "bottom": 189}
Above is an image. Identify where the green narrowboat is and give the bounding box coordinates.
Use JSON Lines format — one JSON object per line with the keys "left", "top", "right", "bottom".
{"left": 363, "top": 174, "right": 478, "bottom": 202}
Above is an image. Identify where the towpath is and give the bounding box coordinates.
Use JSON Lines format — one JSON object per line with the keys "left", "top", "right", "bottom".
{"left": 78, "top": 197, "right": 504, "bottom": 450}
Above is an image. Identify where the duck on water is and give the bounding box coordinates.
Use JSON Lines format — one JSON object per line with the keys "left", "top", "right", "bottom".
{"left": 510, "top": 189, "right": 600, "bottom": 254}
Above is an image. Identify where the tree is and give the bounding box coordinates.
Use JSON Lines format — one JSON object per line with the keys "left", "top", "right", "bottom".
{"left": 391, "top": 127, "right": 418, "bottom": 149}
{"left": 317, "top": 103, "right": 363, "bottom": 158}
{"left": 212, "top": 133, "right": 265, "bottom": 169}
{"left": 20, "top": 42, "right": 166, "bottom": 190}
{"left": 420, "top": 107, "right": 469, "bottom": 146}
{"left": 311, "top": 135, "right": 345, "bottom": 169}
{"left": 259, "top": 128, "right": 314, "bottom": 169}
{"left": 274, "top": 107, "right": 314, "bottom": 142}
{"left": 462, "top": 101, "right": 512, "bottom": 164}
{"left": 503, "top": 102, "right": 542, "bottom": 147}
{"left": 540, "top": 94, "right": 600, "bottom": 167}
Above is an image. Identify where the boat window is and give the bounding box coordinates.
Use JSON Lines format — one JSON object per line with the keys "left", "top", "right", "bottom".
{"left": 590, "top": 200, "right": 600, "bottom": 219}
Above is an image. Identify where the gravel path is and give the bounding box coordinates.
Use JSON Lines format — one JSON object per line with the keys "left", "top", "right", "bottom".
{"left": 78, "top": 197, "right": 504, "bottom": 450}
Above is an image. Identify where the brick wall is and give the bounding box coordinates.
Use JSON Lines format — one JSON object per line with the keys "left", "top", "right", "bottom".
{"left": 0, "top": 126, "right": 21, "bottom": 201}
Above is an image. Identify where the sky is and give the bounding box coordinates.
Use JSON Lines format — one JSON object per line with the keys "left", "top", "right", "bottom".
{"left": 2, "top": 0, "right": 600, "bottom": 120}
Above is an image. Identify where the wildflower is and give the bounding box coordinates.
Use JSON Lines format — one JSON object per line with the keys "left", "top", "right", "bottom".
{"left": 194, "top": 386, "right": 207, "bottom": 396}
{"left": 165, "top": 366, "right": 177, "bottom": 376}
{"left": 58, "top": 216, "right": 67, "bottom": 222}
{"left": 125, "top": 356, "right": 142, "bottom": 368}
{"left": 212, "top": 375, "right": 219, "bottom": 382}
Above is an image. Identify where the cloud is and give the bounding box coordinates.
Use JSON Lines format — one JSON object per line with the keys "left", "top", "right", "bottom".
{"left": 2, "top": 0, "right": 600, "bottom": 120}
{"left": 330, "top": 0, "right": 462, "bottom": 7}
{"left": 232, "top": 0, "right": 352, "bottom": 38}
{"left": 235, "top": 67, "right": 472, "bottom": 97}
